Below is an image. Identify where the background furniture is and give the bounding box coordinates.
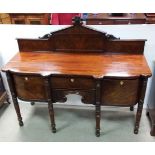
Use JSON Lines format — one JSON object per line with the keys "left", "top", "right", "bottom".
{"left": 145, "top": 13, "right": 155, "bottom": 24}
{"left": 50, "top": 13, "right": 81, "bottom": 25}
{"left": 2, "top": 17, "right": 151, "bottom": 137}
{"left": 0, "top": 13, "right": 11, "bottom": 24}
{"left": 86, "top": 13, "right": 146, "bottom": 25}
{"left": 9, "top": 13, "right": 50, "bottom": 25}
{"left": 0, "top": 73, "right": 9, "bottom": 107}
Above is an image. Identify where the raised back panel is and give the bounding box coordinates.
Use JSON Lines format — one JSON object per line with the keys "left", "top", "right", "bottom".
{"left": 53, "top": 33, "right": 106, "bottom": 52}
{"left": 17, "top": 39, "right": 52, "bottom": 51}
{"left": 17, "top": 17, "right": 146, "bottom": 54}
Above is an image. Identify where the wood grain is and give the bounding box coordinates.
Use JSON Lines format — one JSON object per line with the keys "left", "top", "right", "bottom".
{"left": 2, "top": 52, "right": 151, "bottom": 78}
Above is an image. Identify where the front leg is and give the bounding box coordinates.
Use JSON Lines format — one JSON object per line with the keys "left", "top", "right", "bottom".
{"left": 48, "top": 101, "right": 56, "bottom": 133}
{"left": 95, "top": 80, "right": 101, "bottom": 137}
{"left": 6, "top": 72, "right": 23, "bottom": 126}
{"left": 134, "top": 77, "right": 147, "bottom": 134}
{"left": 44, "top": 77, "right": 56, "bottom": 133}
{"left": 134, "top": 100, "right": 143, "bottom": 134}
{"left": 95, "top": 105, "right": 101, "bottom": 137}
{"left": 13, "top": 96, "right": 24, "bottom": 126}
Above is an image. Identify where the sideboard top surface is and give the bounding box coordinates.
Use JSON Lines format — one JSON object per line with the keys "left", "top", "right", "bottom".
{"left": 2, "top": 51, "right": 151, "bottom": 78}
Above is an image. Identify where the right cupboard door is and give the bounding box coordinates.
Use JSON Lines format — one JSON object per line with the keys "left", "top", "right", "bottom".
{"left": 101, "top": 78, "right": 140, "bottom": 106}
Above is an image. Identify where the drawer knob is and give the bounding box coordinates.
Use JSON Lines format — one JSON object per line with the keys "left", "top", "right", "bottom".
{"left": 25, "top": 77, "right": 28, "bottom": 81}
{"left": 70, "top": 78, "right": 74, "bottom": 83}
{"left": 120, "top": 81, "right": 124, "bottom": 86}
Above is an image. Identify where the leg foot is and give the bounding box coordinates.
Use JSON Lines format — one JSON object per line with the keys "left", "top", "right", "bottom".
{"left": 95, "top": 105, "right": 101, "bottom": 137}
{"left": 48, "top": 102, "right": 56, "bottom": 133}
{"left": 19, "top": 120, "right": 24, "bottom": 126}
{"left": 150, "top": 124, "right": 155, "bottom": 136}
{"left": 134, "top": 100, "right": 144, "bottom": 135}
{"left": 30, "top": 102, "right": 35, "bottom": 106}
{"left": 146, "top": 111, "right": 150, "bottom": 117}
{"left": 130, "top": 106, "right": 134, "bottom": 111}
{"left": 52, "top": 127, "right": 56, "bottom": 133}
{"left": 134, "top": 128, "right": 138, "bottom": 134}
{"left": 96, "top": 129, "right": 100, "bottom": 137}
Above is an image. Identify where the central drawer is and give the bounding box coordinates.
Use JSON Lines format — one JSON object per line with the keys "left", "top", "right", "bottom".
{"left": 51, "top": 76, "right": 95, "bottom": 90}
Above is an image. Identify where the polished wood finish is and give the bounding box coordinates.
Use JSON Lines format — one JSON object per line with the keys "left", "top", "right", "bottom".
{"left": 86, "top": 13, "right": 146, "bottom": 25}
{"left": 13, "top": 74, "right": 47, "bottom": 101}
{"left": 2, "top": 52, "right": 151, "bottom": 78}
{"left": 101, "top": 78, "right": 139, "bottom": 106}
{"left": 51, "top": 76, "right": 95, "bottom": 89}
{"left": 2, "top": 17, "right": 151, "bottom": 136}
{"left": 0, "top": 73, "right": 10, "bottom": 107}
{"left": 9, "top": 13, "right": 50, "bottom": 25}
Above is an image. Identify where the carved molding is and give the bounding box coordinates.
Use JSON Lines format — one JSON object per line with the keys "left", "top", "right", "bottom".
{"left": 39, "top": 17, "right": 119, "bottom": 40}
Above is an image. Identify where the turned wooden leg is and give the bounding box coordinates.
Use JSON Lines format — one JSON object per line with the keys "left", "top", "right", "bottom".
{"left": 6, "top": 72, "right": 23, "bottom": 126}
{"left": 30, "top": 102, "right": 35, "bottom": 106}
{"left": 134, "top": 100, "right": 143, "bottom": 134}
{"left": 44, "top": 77, "right": 56, "bottom": 133}
{"left": 150, "top": 125, "right": 155, "bottom": 136}
{"left": 146, "top": 111, "right": 155, "bottom": 136}
{"left": 130, "top": 106, "right": 134, "bottom": 111}
{"left": 95, "top": 105, "right": 101, "bottom": 137}
{"left": 13, "top": 96, "right": 24, "bottom": 126}
{"left": 48, "top": 102, "right": 56, "bottom": 133}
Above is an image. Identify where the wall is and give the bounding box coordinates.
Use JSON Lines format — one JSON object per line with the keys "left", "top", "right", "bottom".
{"left": 0, "top": 24, "right": 155, "bottom": 108}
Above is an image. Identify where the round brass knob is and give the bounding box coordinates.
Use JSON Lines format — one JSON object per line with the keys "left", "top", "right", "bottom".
{"left": 120, "top": 81, "right": 124, "bottom": 86}
{"left": 25, "top": 77, "right": 28, "bottom": 81}
{"left": 70, "top": 78, "right": 74, "bottom": 83}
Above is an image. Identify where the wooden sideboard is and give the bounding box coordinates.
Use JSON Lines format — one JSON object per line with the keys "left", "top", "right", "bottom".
{"left": 0, "top": 73, "right": 10, "bottom": 107}
{"left": 9, "top": 13, "right": 50, "bottom": 25}
{"left": 2, "top": 17, "right": 151, "bottom": 137}
{"left": 86, "top": 13, "right": 146, "bottom": 25}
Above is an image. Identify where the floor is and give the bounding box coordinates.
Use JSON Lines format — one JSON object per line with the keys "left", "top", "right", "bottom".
{"left": 0, "top": 96, "right": 155, "bottom": 142}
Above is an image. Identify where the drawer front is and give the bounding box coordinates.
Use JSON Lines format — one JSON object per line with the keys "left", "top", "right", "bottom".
{"left": 101, "top": 79, "right": 139, "bottom": 106}
{"left": 51, "top": 77, "right": 95, "bottom": 90}
{"left": 13, "top": 75, "right": 47, "bottom": 101}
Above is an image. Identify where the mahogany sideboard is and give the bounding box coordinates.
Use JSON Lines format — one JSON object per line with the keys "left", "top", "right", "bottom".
{"left": 2, "top": 17, "right": 151, "bottom": 137}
